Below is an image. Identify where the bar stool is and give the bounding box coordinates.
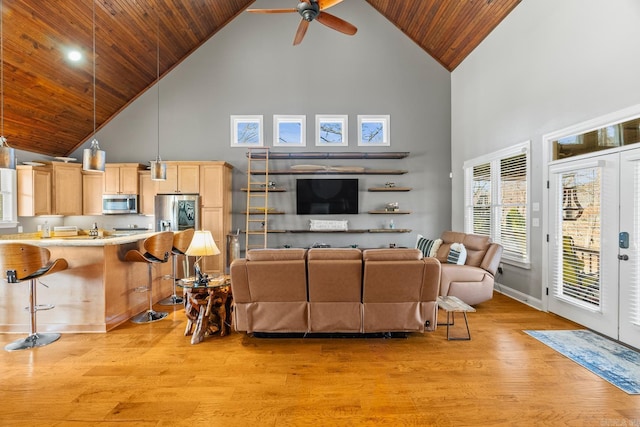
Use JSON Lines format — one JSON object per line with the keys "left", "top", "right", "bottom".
{"left": 125, "top": 231, "right": 174, "bottom": 323}
{"left": 0, "top": 243, "right": 68, "bottom": 351}
{"left": 159, "top": 228, "right": 195, "bottom": 306}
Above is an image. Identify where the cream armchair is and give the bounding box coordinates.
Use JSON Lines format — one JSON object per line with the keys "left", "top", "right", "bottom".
{"left": 435, "top": 231, "right": 503, "bottom": 306}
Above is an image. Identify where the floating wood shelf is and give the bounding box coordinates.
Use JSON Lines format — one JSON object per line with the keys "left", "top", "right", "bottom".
{"left": 247, "top": 151, "right": 409, "bottom": 160}
{"left": 368, "top": 187, "right": 412, "bottom": 192}
{"left": 245, "top": 210, "right": 285, "bottom": 215}
{"left": 241, "top": 187, "right": 286, "bottom": 192}
{"left": 368, "top": 210, "right": 412, "bottom": 214}
{"left": 287, "top": 229, "right": 412, "bottom": 233}
{"left": 250, "top": 169, "right": 408, "bottom": 175}
{"left": 288, "top": 229, "right": 368, "bottom": 233}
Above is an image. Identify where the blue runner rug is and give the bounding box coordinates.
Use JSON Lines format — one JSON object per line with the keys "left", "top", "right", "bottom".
{"left": 524, "top": 329, "right": 640, "bottom": 394}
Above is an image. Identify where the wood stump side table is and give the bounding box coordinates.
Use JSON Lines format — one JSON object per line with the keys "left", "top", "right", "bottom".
{"left": 178, "top": 276, "right": 232, "bottom": 344}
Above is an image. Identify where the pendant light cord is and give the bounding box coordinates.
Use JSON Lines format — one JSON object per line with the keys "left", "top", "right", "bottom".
{"left": 156, "top": 5, "right": 160, "bottom": 159}
{"left": 1, "top": 0, "right": 4, "bottom": 137}
{"left": 92, "top": 0, "right": 96, "bottom": 138}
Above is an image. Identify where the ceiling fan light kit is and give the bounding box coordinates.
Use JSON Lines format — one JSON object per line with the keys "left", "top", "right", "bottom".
{"left": 247, "top": 0, "right": 357, "bottom": 46}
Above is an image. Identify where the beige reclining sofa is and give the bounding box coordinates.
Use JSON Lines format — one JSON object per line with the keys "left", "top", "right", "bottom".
{"left": 230, "top": 247, "right": 441, "bottom": 335}
{"left": 434, "top": 231, "right": 503, "bottom": 306}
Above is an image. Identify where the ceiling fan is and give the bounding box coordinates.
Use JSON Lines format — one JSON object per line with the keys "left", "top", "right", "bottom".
{"left": 247, "top": 0, "right": 357, "bottom": 45}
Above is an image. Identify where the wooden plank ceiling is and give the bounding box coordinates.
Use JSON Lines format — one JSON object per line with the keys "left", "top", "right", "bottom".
{"left": 1, "top": 0, "right": 520, "bottom": 158}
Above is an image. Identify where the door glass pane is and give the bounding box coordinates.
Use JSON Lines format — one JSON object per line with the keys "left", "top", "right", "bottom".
{"left": 552, "top": 117, "right": 640, "bottom": 160}
{"left": 558, "top": 168, "right": 601, "bottom": 308}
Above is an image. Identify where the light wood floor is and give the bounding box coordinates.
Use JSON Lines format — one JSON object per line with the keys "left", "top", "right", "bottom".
{"left": 1, "top": 292, "right": 638, "bottom": 426}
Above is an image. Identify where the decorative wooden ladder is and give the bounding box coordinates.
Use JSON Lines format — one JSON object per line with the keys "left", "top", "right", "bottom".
{"left": 245, "top": 148, "right": 270, "bottom": 250}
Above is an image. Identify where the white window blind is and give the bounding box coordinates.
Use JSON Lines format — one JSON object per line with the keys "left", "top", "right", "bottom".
{"left": 0, "top": 168, "right": 17, "bottom": 227}
{"left": 470, "top": 163, "right": 491, "bottom": 236}
{"left": 464, "top": 142, "right": 529, "bottom": 265}
{"left": 631, "top": 161, "right": 640, "bottom": 325}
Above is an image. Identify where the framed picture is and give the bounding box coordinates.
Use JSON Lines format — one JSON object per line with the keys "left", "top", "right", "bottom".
{"left": 316, "top": 114, "right": 348, "bottom": 146}
{"left": 273, "top": 115, "right": 306, "bottom": 147}
{"left": 357, "top": 115, "right": 390, "bottom": 146}
{"left": 230, "top": 115, "right": 263, "bottom": 147}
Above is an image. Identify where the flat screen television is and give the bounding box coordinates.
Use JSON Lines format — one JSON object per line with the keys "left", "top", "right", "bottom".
{"left": 296, "top": 178, "right": 358, "bottom": 215}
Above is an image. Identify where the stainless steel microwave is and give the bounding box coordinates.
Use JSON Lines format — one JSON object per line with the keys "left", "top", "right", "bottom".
{"left": 102, "top": 194, "right": 138, "bottom": 214}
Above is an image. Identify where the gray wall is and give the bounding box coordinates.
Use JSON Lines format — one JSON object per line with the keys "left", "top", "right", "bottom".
{"left": 451, "top": 0, "right": 640, "bottom": 303}
{"left": 61, "top": 0, "right": 452, "bottom": 249}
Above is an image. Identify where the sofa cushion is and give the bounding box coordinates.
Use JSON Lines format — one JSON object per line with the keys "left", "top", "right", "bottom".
{"left": 415, "top": 234, "right": 442, "bottom": 258}
{"left": 362, "top": 248, "right": 423, "bottom": 261}
{"left": 246, "top": 248, "right": 307, "bottom": 262}
{"left": 462, "top": 234, "right": 491, "bottom": 267}
{"left": 436, "top": 231, "right": 491, "bottom": 267}
{"left": 447, "top": 243, "right": 467, "bottom": 265}
{"left": 307, "top": 247, "right": 362, "bottom": 260}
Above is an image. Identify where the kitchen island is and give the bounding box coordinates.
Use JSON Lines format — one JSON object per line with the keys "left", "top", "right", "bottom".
{"left": 0, "top": 232, "right": 173, "bottom": 333}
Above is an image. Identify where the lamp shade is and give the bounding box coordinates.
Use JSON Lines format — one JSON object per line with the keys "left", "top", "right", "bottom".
{"left": 82, "top": 138, "right": 105, "bottom": 172}
{"left": 0, "top": 136, "right": 15, "bottom": 169}
{"left": 150, "top": 158, "right": 166, "bottom": 181}
{"left": 185, "top": 230, "right": 220, "bottom": 257}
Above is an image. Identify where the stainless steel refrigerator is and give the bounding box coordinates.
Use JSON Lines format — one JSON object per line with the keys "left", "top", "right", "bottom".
{"left": 154, "top": 194, "right": 201, "bottom": 231}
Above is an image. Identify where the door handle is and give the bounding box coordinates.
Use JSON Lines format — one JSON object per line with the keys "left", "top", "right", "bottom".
{"left": 618, "top": 254, "right": 629, "bottom": 261}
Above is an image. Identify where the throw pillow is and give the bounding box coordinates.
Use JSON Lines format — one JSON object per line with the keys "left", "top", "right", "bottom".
{"left": 415, "top": 234, "right": 442, "bottom": 258}
{"left": 447, "top": 243, "right": 467, "bottom": 265}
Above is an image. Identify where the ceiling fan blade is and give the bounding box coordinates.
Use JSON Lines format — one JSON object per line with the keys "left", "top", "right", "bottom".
{"left": 315, "top": 11, "right": 357, "bottom": 35}
{"left": 293, "top": 19, "right": 310, "bottom": 46}
{"left": 318, "top": 0, "right": 344, "bottom": 10}
{"left": 246, "top": 8, "right": 297, "bottom": 14}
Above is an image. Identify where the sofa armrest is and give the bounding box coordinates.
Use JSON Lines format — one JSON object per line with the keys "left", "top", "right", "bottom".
{"left": 480, "top": 243, "right": 503, "bottom": 275}
{"left": 421, "top": 257, "right": 441, "bottom": 301}
{"left": 440, "top": 264, "right": 492, "bottom": 297}
{"left": 230, "top": 258, "right": 251, "bottom": 303}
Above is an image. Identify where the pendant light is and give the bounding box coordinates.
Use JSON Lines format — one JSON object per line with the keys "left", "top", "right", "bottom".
{"left": 82, "top": 0, "right": 105, "bottom": 172}
{"left": 150, "top": 4, "right": 166, "bottom": 181}
{"left": 0, "top": 0, "right": 16, "bottom": 169}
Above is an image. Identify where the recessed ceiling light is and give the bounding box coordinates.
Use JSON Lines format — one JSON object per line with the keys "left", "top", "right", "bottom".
{"left": 67, "top": 50, "right": 82, "bottom": 62}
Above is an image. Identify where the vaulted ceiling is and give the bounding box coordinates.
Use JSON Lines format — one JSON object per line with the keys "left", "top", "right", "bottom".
{"left": 0, "top": 0, "right": 520, "bottom": 158}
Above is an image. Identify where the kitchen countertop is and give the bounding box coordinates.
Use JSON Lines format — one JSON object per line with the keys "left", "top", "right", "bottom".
{"left": 0, "top": 231, "right": 157, "bottom": 247}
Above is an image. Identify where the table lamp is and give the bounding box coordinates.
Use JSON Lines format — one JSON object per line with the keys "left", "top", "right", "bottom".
{"left": 185, "top": 230, "right": 220, "bottom": 286}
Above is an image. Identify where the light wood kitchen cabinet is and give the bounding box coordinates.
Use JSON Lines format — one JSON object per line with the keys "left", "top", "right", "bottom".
{"left": 82, "top": 172, "right": 104, "bottom": 215}
{"left": 199, "top": 162, "right": 232, "bottom": 274}
{"left": 104, "top": 163, "right": 142, "bottom": 194}
{"left": 156, "top": 162, "right": 200, "bottom": 194}
{"left": 17, "top": 165, "right": 51, "bottom": 216}
{"left": 49, "top": 162, "right": 83, "bottom": 215}
{"left": 138, "top": 171, "right": 155, "bottom": 215}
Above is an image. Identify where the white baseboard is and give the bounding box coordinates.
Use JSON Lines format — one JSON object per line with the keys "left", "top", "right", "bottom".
{"left": 494, "top": 282, "right": 543, "bottom": 311}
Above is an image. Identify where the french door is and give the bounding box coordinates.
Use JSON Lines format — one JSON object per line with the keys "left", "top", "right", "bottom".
{"left": 619, "top": 149, "right": 640, "bottom": 349}
{"left": 548, "top": 148, "right": 640, "bottom": 349}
